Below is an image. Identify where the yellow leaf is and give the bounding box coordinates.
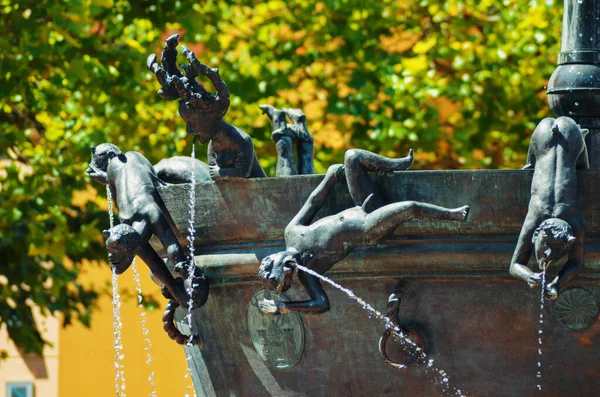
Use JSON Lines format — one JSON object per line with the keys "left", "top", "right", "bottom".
{"left": 413, "top": 36, "right": 436, "bottom": 54}
{"left": 91, "top": 0, "right": 114, "bottom": 8}
{"left": 402, "top": 56, "right": 429, "bottom": 74}
{"left": 380, "top": 28, "right": 422, "bottom": 54}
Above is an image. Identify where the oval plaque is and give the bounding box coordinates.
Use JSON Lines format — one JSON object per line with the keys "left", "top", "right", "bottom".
{"left": 554, "top": 288, "right": 598, "bottom": 331}
{"left": 247, "top": 289, "right": 305, "bottom": 370}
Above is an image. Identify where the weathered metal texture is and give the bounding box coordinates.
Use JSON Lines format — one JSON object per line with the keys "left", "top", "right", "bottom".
{"left": 147, "top": 35, "right": 266, "bottom": 178}
{"left": 156, "top": 171, "right": 600, "bottom": 396}
{"left": 176, "top": 278, "right": 600, "bottom": 397}
{"left": 86, "top": 143, "right": 206, "bottom": 309}
{"left": 547, "top": 0, "right": 600, "bottom": 168}
{"left": 159, "top": 170, "right": 600, "bottom": 269}
{"left": 260, "top": 104, "right": 315, "bottom": 177}
{"left": 509, "top": 117, "right": 588, "bottom": 299}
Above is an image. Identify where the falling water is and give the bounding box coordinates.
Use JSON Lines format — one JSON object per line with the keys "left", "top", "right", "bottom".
{"left": 295, "top": 264, "right": 465, "bottom": 396}
{"left": 185, "top": 141, "right": 197, "bottom": 337}
{"left": 107, "top": 186, "right": 127, "bottom": 396}
{"left": 131, "top": 259, "right": 158, "bottom": 396}
{"left": 112, "top": 271, "right": 127, "bottom": 396}
{"left": 107, "top": 186, "right": 115, "bottom": 228}
{"left": 535, "top": 269, "right": 547, "bottom": 392}
{"left": 184, "top": 141, "right": 198, "bottom": 397}
{"left": 183, "top": 364, "right": 196, "bottom": 397}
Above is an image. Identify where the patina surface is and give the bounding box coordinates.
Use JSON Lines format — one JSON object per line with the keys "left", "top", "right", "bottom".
{"left": 86, "top": 144, "right": 209, "bottom": 314}
{"left": 155, "top": 170, "right": 600, "bottom": 396}
{"left": 547, "top": 0, "right": 600, "bottom": 168}
{"left": 256, "top": 149, "right": 468, "bottom": 316}
{"left": 148, "top": 35, "right": 266, "bottom": 179}
{"left": 510, "top": 117, "right": 589, "bottom": 300}
{"left": 260, "top": 104, "right": 314, "bottom": 176}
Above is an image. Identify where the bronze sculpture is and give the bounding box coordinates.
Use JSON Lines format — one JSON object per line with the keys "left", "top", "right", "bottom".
{"left": 378, "top": 283, "right": 424, "bottom": 369}
{"left": 147, "top": 35, "right": 266, "bottom": 179}
{"left": 86, "top": 143, "right": 209, "bottom": 309}
{"left": 258, "top": 149, "right": 469, "bottom": 314}
{"left": 510, "top": 116, "right": 589, "bottom": 300}
{"left": 259, "top": 104, "right": 315, "bottom": 176}
{"left": 154, "top": 156, "right": 211, "bottom": 184}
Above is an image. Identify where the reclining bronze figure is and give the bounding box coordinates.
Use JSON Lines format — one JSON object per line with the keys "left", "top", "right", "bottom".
{"left": 258, "top": 148, "right": 469, "bottom": 315}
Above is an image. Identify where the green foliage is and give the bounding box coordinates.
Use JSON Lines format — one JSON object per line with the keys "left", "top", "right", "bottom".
{"left": 0, "top": 0, "right": 562, "bottom": 352}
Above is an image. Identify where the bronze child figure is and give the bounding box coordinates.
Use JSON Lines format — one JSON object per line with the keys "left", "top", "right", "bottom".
{"left": 510, "top": 116, "right": 589, "bottom": 300}
{"left": 147, "top": 35, "right": 265, "bottom": 179}
{"left": 258, "top": 149, "right": 469, "bottom": 315}
{"left": 86, "top": 143, "right": 209, "bottom": 309}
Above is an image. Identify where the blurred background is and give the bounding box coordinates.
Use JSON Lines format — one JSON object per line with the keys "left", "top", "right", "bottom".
{"left": 0, "top": 0, "right": 563, "bottom": 395}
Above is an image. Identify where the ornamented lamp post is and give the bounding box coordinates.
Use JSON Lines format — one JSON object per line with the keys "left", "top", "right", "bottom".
{"left": 547, "top": 0, "right": 600, "bottom": 168}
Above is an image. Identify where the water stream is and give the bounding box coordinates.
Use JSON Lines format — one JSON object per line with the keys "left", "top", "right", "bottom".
{"left": 131, "top": 259, "right": 158, "bottom": 396}
{"left": 295, "top": 264, "right": 465, "bottom": 396}
{"left": 185, "top": 141, "right": 197, "bottom": 337}
{"left": 535, "top": 269, "right": 547, "bottom": 392}
{"left": 184, "top": 141, "right": 198, "bottom": 397}
{"left": 107, "top": 186, "right": 127, "bottom": 396}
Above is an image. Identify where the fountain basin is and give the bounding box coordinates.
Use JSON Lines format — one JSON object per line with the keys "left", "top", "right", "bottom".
{"left": 156, "top": 170, "right": 600, "bottom": 397}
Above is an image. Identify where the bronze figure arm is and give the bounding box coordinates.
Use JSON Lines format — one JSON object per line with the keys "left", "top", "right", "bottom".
{"left": 181, "top": 45, "right": 230, "bottom": 117}
{"left": 289, "top": 164, "right": 345, "bottom": 227}
{"left": 259, "top": 270, "right": 330, "bottom": 315}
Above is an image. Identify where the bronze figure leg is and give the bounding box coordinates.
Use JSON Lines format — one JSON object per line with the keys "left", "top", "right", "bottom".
{"left": 275, "top": 136, "right": 298, "bottom": 176}
{"left": 364, "top": 201, "right": 469, "bottom": 243}
{"left": 150, "top": 216, "right": 188, "bottom": 273}
{"left": 297, "top": 141, "right": 315, "bottom": 175}
{"left": 137, "top": 243, "right": 188, "bottom": 308}
{"left": 344, "top": 149, "right": 414, "bottom": 210}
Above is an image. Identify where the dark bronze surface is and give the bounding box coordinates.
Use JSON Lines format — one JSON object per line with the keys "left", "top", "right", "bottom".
{"left": 147, "top": 35, "right": 266, "bottom": 179}
{"left": 247, "top": 289, "right": 305, "bottom": 369}
{"left": 154, "top": 170, "right": 600, "bottom": 396}
{"left": 177, "top": 277, "right": 600, "bottom": 397}
{"left": 256, "top": 149, "right": 468, "bottom": 315}
{"left": 547, "top": 0, "right": 600, "bottom": 168}
{"left": 154, "top": 156, "right": 211, "bottom": 184}
{"left": 86, "top": 143, "right": 209, "bottom": 310}
{"left": 260, "top": 104, "right": 315, "bottom": 176}
{"left": 510, "top": 117, "right": 589, "bottom": 300}
{"left": 554, "top": 287, "right": 598, "bottom": 331}
{"left": 378, "top": 282, "right": 424, "bottom": 370}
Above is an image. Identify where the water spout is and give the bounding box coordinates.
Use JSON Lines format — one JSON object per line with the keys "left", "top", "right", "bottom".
{"left": 295, "top": 264, "right": 465, "bottom": 396}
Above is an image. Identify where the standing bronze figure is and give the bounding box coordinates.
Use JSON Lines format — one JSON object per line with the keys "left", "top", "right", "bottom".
{"left": 147, "top": 35, "right": 266, "bottom": 179}
{"left": 510, "top": 116, "right": 589, "bottom": 300}
{"left": 258, "top": 149, "right": 469, "bottom": 315}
